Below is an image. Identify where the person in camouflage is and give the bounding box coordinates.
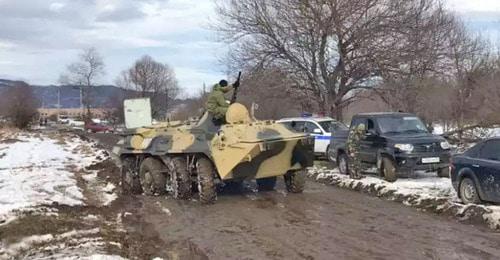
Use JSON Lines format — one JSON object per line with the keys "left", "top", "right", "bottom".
{"left": 206, "top": 80, "right": 238, "bottom": 124}
{"left": 346, "top": 123, "right": 366, "bottom": 179}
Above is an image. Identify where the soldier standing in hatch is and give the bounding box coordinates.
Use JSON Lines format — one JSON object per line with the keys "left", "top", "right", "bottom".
{"left": 346, "top": 124, "right": 366, "bottom": 179}
{"left": 206, "top": 79, "right": 239, "bottom": 125}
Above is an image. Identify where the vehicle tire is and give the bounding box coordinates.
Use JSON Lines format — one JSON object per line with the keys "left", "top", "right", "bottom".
{"left": 437, "top": 167, "right": 450, "bottom": 178}
{"left": 256, "top": 177, "right": 277, "bottom": 191}
{"left": 459, "top": 177, "right": 481, "bottom": 204}
{"left": 284, "top": 169, "right": 306, "bottom": 193}
{"left": 327, "top": 146, "right": 336, "bottom": 163}
{"left": 121, "top": 157, "right": 142, "bottom": 195}
{"left": 382, "top": 157, "right": 398, "bottom": 182}
{"left": 338, "top": 153, "right": 349, "bottom": 175}
{"left": 169, "top": 157, "right": 192, "bottom": 200}
{"left": 196, "top": 157, "right": 217, "bottom": 204}
{"left": 139, "top": 157, "right": 167, "bottom": 196}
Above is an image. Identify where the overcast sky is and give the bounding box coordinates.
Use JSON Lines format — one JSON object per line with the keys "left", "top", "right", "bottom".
{"left": 0, "top": 0, "right": 499, "bottom": 96}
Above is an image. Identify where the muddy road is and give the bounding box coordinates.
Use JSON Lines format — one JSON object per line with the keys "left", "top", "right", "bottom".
{"left": 89, "top": 133, "right": 500, "bottom": 260}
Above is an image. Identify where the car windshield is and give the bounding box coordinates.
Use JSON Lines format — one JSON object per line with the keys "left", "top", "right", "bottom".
{"left": 377, "top": 116, "right": 428, "bottom": 134}
{"left": 318, "top": 120, "right": 348, "bottom": 133}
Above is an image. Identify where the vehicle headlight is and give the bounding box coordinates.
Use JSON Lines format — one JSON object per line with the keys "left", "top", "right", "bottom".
{"left": 440, "top": 141, "right": 451, "bottom": 150}
{"left": 394, "top": 143, "right": 414, "bottom": 152}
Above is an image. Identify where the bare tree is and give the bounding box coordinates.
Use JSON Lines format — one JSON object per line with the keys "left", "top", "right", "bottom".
{"left": 117, "top": 55, "right": 180, "bottom": 119}
{"left": 3, "top": 82, "right": 39, "bottom": 129}
{"left": 237, "top": 68, "right": 304, "bottom": 119}
{"left": 171, "top": 86, "right": 210, "bottom": 121}
{"left": 60, "top": 47, "right": 105, "bottom": 119}
{"left": 215, "top": 0, "right": 455, "bottom": 120}
{"left": 372, "top": 0, "right": 456, "bottom": 113}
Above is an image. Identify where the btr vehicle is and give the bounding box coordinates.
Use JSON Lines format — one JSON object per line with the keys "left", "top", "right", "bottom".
{"left": 329, "top": 112, "right": 452, "bottom": 182}
{"left": 451, "top": 138, "right": 500, "bottom": 204}
{"left": 277, "top": 116, "right": 347, "bottom": 158}
{"left": 113, "top": 98, "right": 314, "bottom": 204}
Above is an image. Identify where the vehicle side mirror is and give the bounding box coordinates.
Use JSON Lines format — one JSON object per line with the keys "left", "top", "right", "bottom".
{"left": 313, "top": 128, "right": 322, "bottom": 134}
{"left": 366, "top": 129, "right": 377, "bottom": 136}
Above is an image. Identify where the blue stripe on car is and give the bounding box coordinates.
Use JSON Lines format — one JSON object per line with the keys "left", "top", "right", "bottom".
{"left": 315, "top": 136, "right": 330, "bottom": 140}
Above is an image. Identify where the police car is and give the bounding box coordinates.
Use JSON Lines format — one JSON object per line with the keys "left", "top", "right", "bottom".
{"left": 277, "top": 115, "right": 348, "bottom": 157}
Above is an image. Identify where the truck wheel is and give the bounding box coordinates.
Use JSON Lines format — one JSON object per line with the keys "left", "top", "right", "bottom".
{"left": 382, "top": 157, "right": 398, "bottom": 182}
{"left": 256, "top": 177, "right": 277, "bottom": 191}
{"left": 169, "top": 157, "right": 192, "bottom": 200}
{"left": 327, "top": 146, "right": 336, "bottom": 163}
{"left": 437, "top": 167, "right": 450, "bottom": 178}
{"left": 121, "top": 157, "right": 142, "bottom": 195}
{"left": 196, "top": 157, "right": 217, "bottom": 204}
{"left": 139, "top": 157, "right": 167, "bottom": 196}
{"left": 284, "top": 169, "right": 306, "bottom": 193}
{"left": 459, "top": 177, "right": 481, "bottom": 204}
{"left": 338, "top": 153, "right": 349, "bottom": 175}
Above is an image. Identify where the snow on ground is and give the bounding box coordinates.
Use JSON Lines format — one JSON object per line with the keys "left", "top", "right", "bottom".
{"left": 0, "top": 131, "right": 125, "bottom": 259}
{"left": 309, "top": 166, "right": 500, "bottom": 230}
{"left": 0, "top": 132, "right": 116, "bottom": 224}
{"left": 0, "top": 227, "right": 126, "bottom": 259}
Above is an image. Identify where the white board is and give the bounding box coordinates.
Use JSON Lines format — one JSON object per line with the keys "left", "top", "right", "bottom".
{"left": 124, "top": 98, "right": 152, "bottom": 129}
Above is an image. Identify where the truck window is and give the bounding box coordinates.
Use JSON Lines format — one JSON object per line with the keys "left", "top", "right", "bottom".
{"left": 350, "top": 118, "right": 367, "bottom": 129}
{"left": 479, "top": 140, "right": 500, "bottom": 161}
{"left": 290, "top": 121, "right": 305, "bottom": 132}
{"left": 377, "top": 116, "right": 428, "bottom": 134}
{"left": 367, "top": 119, "right": 375, "bottom": 131}
{"left": 304, "top": 122, "right": 321, "bottom": 134}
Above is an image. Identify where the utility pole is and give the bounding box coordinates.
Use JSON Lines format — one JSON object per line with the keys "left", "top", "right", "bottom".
{"left": 80, "top": 86, "right": 84, "bottom": 117}
{"left": 57, "top": 86, "right": 61, "bottom": 120}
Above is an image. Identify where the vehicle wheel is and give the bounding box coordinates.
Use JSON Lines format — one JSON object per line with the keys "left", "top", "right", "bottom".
{"left": 139, "top": 157, "right": 167, "bottom": 196}
{"left": 382, "top": 157, "right": 398, "bottom": 182}
{"left": 121, "top": 157, "right": 142, "bottom": 195}
{"left": 284, "top": 169, "right": 306, "bottom": 193}
{"left": 338, "top": 153, "right": 349, "bottom": 175}
{"left": 256, "top": 177, "right": 277, "bottom": 191}
{"left": 437, "top": 167, "right": 450, "bottom": 178}
{"left": 196, "top": 157, "right": 217, "bottom": 204}
{"left": 169, "top": 157, "right": 192, "bottom": 200}
{"left": 327, "top": 146, "right": 336, "bottom": 163}
{"left": 459, "top": 177, "right": 481, "bottom": 204}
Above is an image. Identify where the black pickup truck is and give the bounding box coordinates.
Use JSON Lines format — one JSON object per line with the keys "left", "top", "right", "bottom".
{"left": 328, "top": 112, "right": 452, "bottom": 182}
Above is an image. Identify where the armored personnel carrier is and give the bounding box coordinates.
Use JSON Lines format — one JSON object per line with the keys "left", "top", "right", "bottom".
{"left": 114, "top": 99, "right": 314, "bottom": 204}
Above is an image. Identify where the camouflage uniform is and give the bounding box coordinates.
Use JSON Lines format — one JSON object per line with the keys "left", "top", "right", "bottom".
{"left": 346, "top": 124, "right": 366, "bottom": 179}
{"left": 206, "top": 83, "right": 233, "bottom": 122}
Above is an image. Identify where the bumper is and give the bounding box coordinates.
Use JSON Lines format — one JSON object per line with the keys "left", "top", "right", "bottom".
{"left": 394, "top": 151, "right": 451, "bottom": 173}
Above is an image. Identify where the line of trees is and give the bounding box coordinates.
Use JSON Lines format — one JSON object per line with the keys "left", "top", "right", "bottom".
{"left": 58, "top": 49, "right": 180, "bottom": 122}
{"left": 213, "top": 0, "right": 500, "bottom": 132}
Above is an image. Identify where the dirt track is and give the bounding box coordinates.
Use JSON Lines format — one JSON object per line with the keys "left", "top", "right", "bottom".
{"left": 90, "top": 133, "right": 500, "bottom": 260}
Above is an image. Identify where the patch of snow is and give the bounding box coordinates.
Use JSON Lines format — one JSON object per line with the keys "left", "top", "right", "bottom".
{"left": 0, "top": 228, "right": 124, "bottom": 259}
{"left": 0, "top": 132, "right": 115, "bottom": 223}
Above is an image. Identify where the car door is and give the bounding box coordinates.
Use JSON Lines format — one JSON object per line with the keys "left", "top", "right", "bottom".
{"left": 304, "top": 121, "right": 324, "bottom": 153}
{"left": 349, "top": 117, "right": 372, "bottom": 163}
{"left": 477, "top": 140, "right": 500, "bottom": 201}
{"left": 361, "top": 118, "right": 380, "bottom": 164}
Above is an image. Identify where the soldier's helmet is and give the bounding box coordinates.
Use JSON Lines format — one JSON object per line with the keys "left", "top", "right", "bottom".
{"left": 356, "top": 123, "right": 366, "bottom": 132}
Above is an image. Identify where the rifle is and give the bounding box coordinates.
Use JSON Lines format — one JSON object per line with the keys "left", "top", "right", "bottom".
{"left": 230, "top": 71, "right": 242, "bottom": 104}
